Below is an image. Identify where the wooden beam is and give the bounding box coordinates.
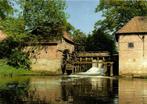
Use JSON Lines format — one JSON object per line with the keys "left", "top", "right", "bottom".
{"left": 74, "top": 61, "right": 113, "bottom": 64}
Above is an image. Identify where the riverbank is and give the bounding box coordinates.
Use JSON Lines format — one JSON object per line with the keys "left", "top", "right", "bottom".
{"left": 0, "top": 60, "right": 35, "bottom": 76}
{"left": 0, "top": 60, "right": 61, "bottom": 76}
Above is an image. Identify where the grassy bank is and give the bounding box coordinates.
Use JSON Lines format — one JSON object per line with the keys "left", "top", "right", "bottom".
{"left": 0, "top": 60, "right": 62, "bottom": 76}
{"left": 0, "top": 60, "right": 38, "bottom": 76}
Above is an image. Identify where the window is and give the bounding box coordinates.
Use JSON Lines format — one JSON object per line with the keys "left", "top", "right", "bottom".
{"left": 128, "top": 42, "right": 134, "bottom": 48}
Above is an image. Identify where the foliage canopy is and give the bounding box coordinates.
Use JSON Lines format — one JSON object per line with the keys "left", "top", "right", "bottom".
{"left": 20, "top": 0, "right": 68, "bottom": 36}
{"left": 72, "top": 29, "right": 87, "bottom": 51}
{"left": 0, "top": 0, "right": 70, "bottom": 69}
{"left": 0, "top": 0, "right": 13, "bottom": 19}
{"left": 95, "top": 0, "right": 147, "bottom": 33}
{"left": 85, "top": 29, "right": 116, "bottom": 52}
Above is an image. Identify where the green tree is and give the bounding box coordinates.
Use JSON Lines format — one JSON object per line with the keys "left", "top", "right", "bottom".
{"left": 0, "top": 17, "right": 26, "bottom": 38}
{"left": 0, "top": 0, "right": 70, "bottom": 69}
{"left": 65, "top": 22, "right": 75, "bottom": 35}
{"left": 0, "top": 1, "right": 31, "bottom": 69}
{"left": 85, "top": 28, "right": 116, "bottom": 53}
{"left": 72, "top": 29, "right": 87, "bottom": 51}
{"left": 95, "top": 0, "right": 147, "bottom": 33}
{"left": 0, "top": 0, "right": 13, "bottom": 19}
{"left": 18, "top": 0, "right": 67, "bottom": 37}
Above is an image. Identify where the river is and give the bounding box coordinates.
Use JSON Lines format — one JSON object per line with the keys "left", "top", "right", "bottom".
{"left": 0, "top": 75, "right": 146, "bottom": 104}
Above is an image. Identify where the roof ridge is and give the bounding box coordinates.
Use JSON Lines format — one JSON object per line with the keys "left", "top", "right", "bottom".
{"left": 116, "top": 16, "right": 147, "bottom": 34}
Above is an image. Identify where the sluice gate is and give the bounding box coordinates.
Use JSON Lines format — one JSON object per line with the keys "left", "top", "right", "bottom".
{"left": 64, "top": 51, "right": 117, "bottom": 76}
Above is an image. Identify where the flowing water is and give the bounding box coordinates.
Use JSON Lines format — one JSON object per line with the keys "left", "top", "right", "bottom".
{"left": 78, "top": 59, "right": 105, "bottom": 75}
{"left": 78, "top": 67, "right": 104, "bottom": 75}
{"left": 0, "top": 76, "right": 147, "bottom": 104}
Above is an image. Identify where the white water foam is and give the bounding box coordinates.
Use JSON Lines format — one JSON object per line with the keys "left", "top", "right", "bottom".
{"left": 78, "top": 66, "right": 104, "bottom": 75}
{"left": 77, "top": 60, "right": 104, "bottom": 75}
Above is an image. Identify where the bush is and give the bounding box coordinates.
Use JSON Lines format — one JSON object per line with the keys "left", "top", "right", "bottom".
{"left": 0, "top": 37, "right": 31, "bottom": 70}
{"left": 0, "top": 37, "right": 20, "bottom": 58}
{"left": 7, "top": 49, "right": 31, "bottom": 70}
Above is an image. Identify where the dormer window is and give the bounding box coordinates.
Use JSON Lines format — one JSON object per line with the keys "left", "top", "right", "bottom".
{"left": 128, "top": 42, "right": 134, "bottom": 48}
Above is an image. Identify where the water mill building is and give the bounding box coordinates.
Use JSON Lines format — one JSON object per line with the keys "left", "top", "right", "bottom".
{"left": 116, "top": 16, "right": 147, "bottom": 76}
{"left": 27, "top": 31, "right": 75, "bottom": 73}
{"left": 0, "top": 30, "right": 75, "bottom": 74}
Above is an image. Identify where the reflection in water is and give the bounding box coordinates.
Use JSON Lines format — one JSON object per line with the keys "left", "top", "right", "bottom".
{"left": 0, "top": 77, "right": 51, "bottom": 104}
{"left": 0, "top": 76, "right": 118, "bottom": 104}
{"left": 1, "top": 76, "right": 147, "bottom": 104}
{"left": 61, "top": 77, "right": 118, "bottom": 104}
{"left": 0, "top": 78, "right": 30, "bottom": 104}
{"left": 119, "top": 78, "right": 147, "bottom": 104}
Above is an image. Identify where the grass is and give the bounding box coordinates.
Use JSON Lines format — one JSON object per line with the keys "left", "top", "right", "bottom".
{"left": 0, "top": 60, "right": 61, "bottom": 76}
{"left": 0, "top": 60, "right": 39, "bottom": 76}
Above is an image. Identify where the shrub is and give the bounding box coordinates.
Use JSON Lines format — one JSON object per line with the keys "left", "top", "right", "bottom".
{"left": 7, "top": 49, "right": 31, "bottom": 70}
{"left": 0, "top": 37, "right": 31, "bottom": 70}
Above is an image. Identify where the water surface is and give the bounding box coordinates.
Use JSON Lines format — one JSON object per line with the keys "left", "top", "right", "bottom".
{"left": 0, "top": 76, "right": 146, "bottom": 104}
{"left": 119, "top": 78, "right": 147, "bottom": 104}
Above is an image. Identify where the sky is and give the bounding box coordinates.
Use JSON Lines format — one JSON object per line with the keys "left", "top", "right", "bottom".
{"left": 65, "top": 0, "right": 102, "bottom": 34}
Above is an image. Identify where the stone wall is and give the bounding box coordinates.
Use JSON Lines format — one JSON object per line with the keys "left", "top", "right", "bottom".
{"left": 27, "top": 45, "right": 62, "bottom": 73}
{"left": 28, "top": 39, "right": 74, "bottom": 74}
{"left": 119, "top": 34, "right": 147, "bottom": 76}
{"left": 57, "top": 38, "right": 74, "bottom": 53}
{"left": 31, "top": 59, "right": 62, "bottom": 73}
{"left": 0, "top": 30, "right": 74, "bottom": 74}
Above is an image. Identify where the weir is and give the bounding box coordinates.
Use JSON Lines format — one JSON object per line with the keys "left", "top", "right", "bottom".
{"left": 65, "top": 51, "right": 114, "bottom": 76}
{"left": 78, "top": 60, "right": 105, "bottom": 75}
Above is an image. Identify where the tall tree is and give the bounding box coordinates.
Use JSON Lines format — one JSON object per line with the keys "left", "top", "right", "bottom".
{"left": 0, "top": 17, "right": 26, "bottom": 38}
{"left": 85, "top": 28, "right": 116, "bottom": 53}
{"left": 72, "top": 29, "right": 87, "bottom": 51}
{"left": 19, "top": 0, "right": 67, "bottom": 37}
{"left": 95, "top": 0, "right": 147, "bottom": 34}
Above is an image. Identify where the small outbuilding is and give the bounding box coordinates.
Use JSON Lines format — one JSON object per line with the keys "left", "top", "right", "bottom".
{"left": 116, "top": 16, "right": 147, "bottom": 76}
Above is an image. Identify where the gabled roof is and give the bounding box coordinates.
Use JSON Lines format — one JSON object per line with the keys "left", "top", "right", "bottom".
{"left": 63, "top": 31, "right": 74, "bottom": 44}
{"left": 116, "top": 16, "right": 147, "bottom": 35}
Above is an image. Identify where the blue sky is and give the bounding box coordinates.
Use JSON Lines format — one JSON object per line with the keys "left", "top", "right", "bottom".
{"left": 65, "top": 0, "right": 102, "bottom": 34}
